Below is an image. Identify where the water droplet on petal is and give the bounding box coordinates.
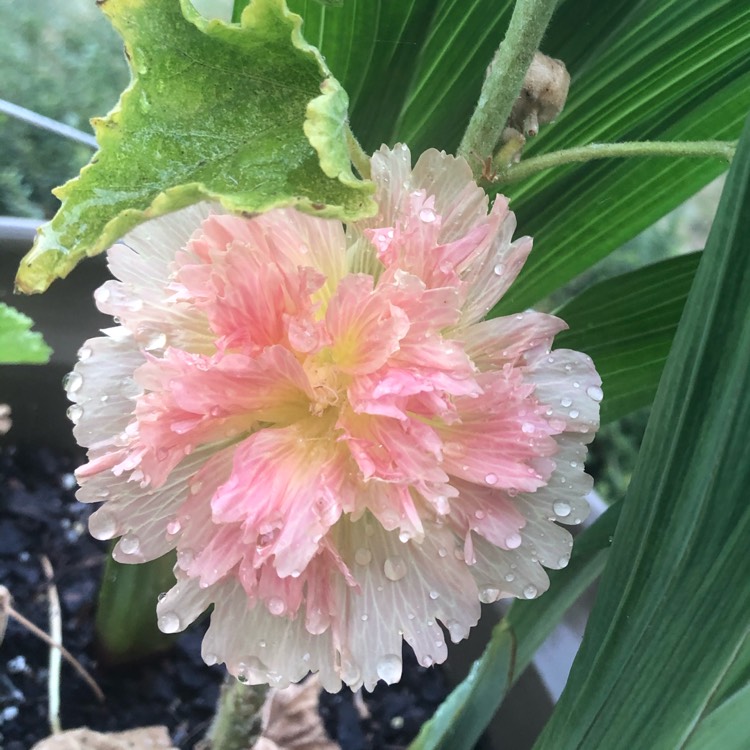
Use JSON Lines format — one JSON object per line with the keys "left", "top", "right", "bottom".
{"left": 66, "top": 404, "right": 83, "bottom": 424}
{"left": 586, "top": 384, "right": 604, "bottom": 402}
{"left": 569, "top": 409, "right": 580, "bottom": 419}
{"left": 267, "top": 597, "right": 286, "bottom": 616}
{"left": 493, "top": 263, "right": 505, "bottom": 276}
{"left": 438, "top": 547, "right": 448, "bottom": 558}
{"left": 561, "top": 396, "right": 573, "bottom": 408}
{"left": 291, "top": 569, "right": 301, "bottom": 578}
{"left": 479, "top": 586, "right": 500, "bottom": 603}
{"left": 398, "top": 530, "right": 411, "bottom": 543}
{"left": 204, "top": 652, "right": 218, "bottom": 666}
{"left": 341, "top": 658, "right": 361, "bottom": 685}
{"left": 523, "top": 585, "right": 538, "bottom": 599}
{"left": 446, "top": 620, "right": 464, "bottom": 642}
{"left": 419, "top": 207, "right": 436, "bottom": 223}
{"left": 384, "top": 556, "right": 407, "bottom": 581}
{"left": 553, "top": 501, "right": 572, "bottom": 518}
{"left": 485, "top": 473, "right": 498, "bottom": 485}
{"left": 94, "top": 286, "right": 111, "bottom": 304}
{"left": 158, "top": 611, "right": 181, "bottom": 633}
{"left": 63, "top": 372, "right": 83, "bottom": 394}
{"left": 119, "top": 534, "right": 140, "bottom": 555}
{"left": 361, "top": 613, "right": 368, "bottom": 621}
{"left": 166, "top": 519, "right": 181, "bottom": 535}
{"left": 474, "top": 509, "right": 485, "bottom": 520}
{"left": 558, "top": 555, "right": 570, "bottom": 568}
{"left": 376, "top": 654, "right": 402, "bottom": 684}
{"left": 355, "top": 548, "right": 372, "bottom": 566}
{"left": 89, "top": 511, "right": 117, "bottom": 540}
{"left": 145, "top": 332, "right": 167, "bottom": 351}
{"left": 77, "top": 346, "right": 92, "bottom": 361}
{"left": 505, "top": 533, "right": 522, "bottom": 549}
{"left": 429, "top": 590, "right": 439, "bottom": 600}
{"left": 505, "top": 572, "right": 515, "bottom": 582}
{"left": 521, "top": 422, "right": 535, "bottom": 434}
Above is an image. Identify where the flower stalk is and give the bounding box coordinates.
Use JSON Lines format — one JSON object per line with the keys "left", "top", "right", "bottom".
{"left": 200, "top": 676, "right": 267, "bottom": 750}
{"left": 492, "top": 140, "right": 738, "bottom": 185}
{"left": 458, "top": 0, "right": 559, "bottom": 173}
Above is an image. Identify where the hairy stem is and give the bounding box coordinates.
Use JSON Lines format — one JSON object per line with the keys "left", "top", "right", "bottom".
{"left": 346, "top": 125, "right": 372, "bottom": 180}
{"left": 201, "top": 676, "right": 268, "bottom": 750}
{"left": 493, "top": 140, "right": 738, "bottom": 184}
{"left": 458, "top": 0, "right": 558, "bottom": 173}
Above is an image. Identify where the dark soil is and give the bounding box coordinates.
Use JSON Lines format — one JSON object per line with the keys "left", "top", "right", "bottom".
{"left": 0, "top": 444, "right": 451, "bottom": 749}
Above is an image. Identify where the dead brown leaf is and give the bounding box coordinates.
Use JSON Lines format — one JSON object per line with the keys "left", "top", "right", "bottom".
{"left": 252, "top": 677, "right": 340, "bottom": 750}
{"left": 30, "top": 726, "right": 177, "bottom": 750}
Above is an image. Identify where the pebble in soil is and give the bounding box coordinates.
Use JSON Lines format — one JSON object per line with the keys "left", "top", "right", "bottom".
{"left": 0, "top": 444, "right": 455, "bottom": 749}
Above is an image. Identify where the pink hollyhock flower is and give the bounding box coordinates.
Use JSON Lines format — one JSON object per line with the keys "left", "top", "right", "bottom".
{"left": 67, "top": 145, "right": 601, "bottom": 690}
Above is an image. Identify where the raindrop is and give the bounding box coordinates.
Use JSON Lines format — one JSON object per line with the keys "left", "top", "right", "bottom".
{"left": 438, "top": 547, "right": 448, "bottom": 558}
{"left": 361, "top": 613, "right": 368, "bottom": 621}
{"left": 259, "top": 640, "right": 267, "bottom": 648}
{"left": 553, "top": 501, "right": 572, "bottom": 518}
{"left": 341, "top": 658, "right": 361, "bottom": 685}
{"left": 354, "top": 548, "right": 372, "bottom": 566}
{"left": 77, "top": 346, "right": 92, "bottom": 361}
{"left": 569, "top": 409, "right": 580, "bottom": 419}
{"left": 493, "top": 263, "right": 505, "bottom": 276}
{"left": 421, "top": 656, "right": 434, "bottom": 668}
{"left": 429, "top": 590, "right": 439, "bottom": 600}
{"left": 376, "top": 654, "right": 402, "bottom": 684}
{"left": 157, "top": 592, "right": 167, "bottom": 602}
{"left": 398, "top": 530, "right": 411, "bottom": 543}
{"left": 66, "top": 404, "right": 83, "bottom": 424}
{"left": 505, "top": 533, "right": 522, "bottom": 549}
{"left": 291, "top": 569, "right": 301, "bottom": 578}
{"left": 558, "top": 555, "right": 570, "bottom": 568}
{"left": 158, "top": 612, "right": 181, "bottom": 633}
{"left": 480, "top": 586, "right": 501, "bottom": 603}
{"left": 485, "top": 473, "right": 498, "bottom": 485}
{"left": 94, "top": 287, "right": 111, "bottom": 304}
{"left": 119, "top": 534, "right": 141, "bottom": 555}
{"left": 204, "top": 652, "right": 218, "bottom": 666}
{"left": 267, "top": 597, "right": 286, "bottom": 616}
{"left": 523, "top": 585, "right": 538, "bottom": 599}
{"left": 505, "top": 572, "right": 515, "bottom": 582}
{"left": 384, "top": 556, "right": 407, "bottom": 581}
{"left": 419, "top": 207, "right": 437, "bottom": 223}
{"left": 474, "top": 510, "right": 485, "bottom": 520}
{"left": 446, "top": 620, "right": 464, "bottom": 642}
{"left": 166, "top": 519, "right": 181, "bottom": 535}
{"left": 302, "top": 652, "right": 311, "bottom": 663}
{"left": 560, "top": 396, "right": 573, "bottom": 408}
{"left": 573, "top": 381, "right": 580, "bottom": 389}
{"left": 586, "top": 384, "right": 604, "bottom": 402}
{"left": 63, "top": 372, "right": 83, "bottom": 394}
{"left": 100, "top": 395, "right": 109, "bottom": 403}
{"left": 145, "top": 332, "right": 167, "bottom": 351}
{"left": 521, "top": 422, "right": 535, "bottom": 434}
{"left": 89, "top": 511, "right": 117, "bottom": 541}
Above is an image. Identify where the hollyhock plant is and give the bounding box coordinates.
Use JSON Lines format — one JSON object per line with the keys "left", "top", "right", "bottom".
{"left": 66, "top": 144, "right": 601, "bottom": 691}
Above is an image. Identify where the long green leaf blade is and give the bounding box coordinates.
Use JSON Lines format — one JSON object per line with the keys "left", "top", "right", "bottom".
{"left": 533, "top": 110, "right": 750, "bottom": 750}
{"left": 553, "top": 253, "right": 701, "bottom": 424}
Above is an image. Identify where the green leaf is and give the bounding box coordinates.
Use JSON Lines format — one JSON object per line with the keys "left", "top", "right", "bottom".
{"left": 553, "top": 252, "right": 701, "bottom": 424}
{"left": 287, "top": 0, "right": 439, "bottom": 153}
{"left": 683, "top": 673, "right": 750, "bottom": 750}
{"left": 15, "top": 0, "right": 375, "bottom": 295}
{"left": 409, "top": 502, "right": 622, "bottom": 750}
{"left": 0, "top": 303, "right": 52, "bottom": 364}
{"left": 494, "top": 0, "right": 750, "bottom": 313}
{"left": 532, "top": 110, "right": 750, "bottom": 749}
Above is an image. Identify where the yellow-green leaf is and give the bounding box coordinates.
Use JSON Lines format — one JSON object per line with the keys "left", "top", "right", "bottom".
{"left": 16, "top": 0, "right": 375, "bottom": 294}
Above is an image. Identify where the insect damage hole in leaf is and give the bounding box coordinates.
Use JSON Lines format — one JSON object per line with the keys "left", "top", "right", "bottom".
{"left": 16, "top": 0, "right": 375, "bottom": 295}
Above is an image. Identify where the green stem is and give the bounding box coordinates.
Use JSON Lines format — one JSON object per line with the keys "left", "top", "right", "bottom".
{"left": 201, "top": 676, "right": 267, "bottom": 750}
{"left": 457, "top": 0, "right": 558, "bottom": 173}
{"left": 493, "top": 140, "right": 738, "bottom": 185}
{"left": 346, "top": 124, "right": 372, "bottom": 180}
{"left": 95, "top": 550, "right": 178, "bottom": 665}
{"left": 231, "top": 0, "right": 250, "bottom": 24}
